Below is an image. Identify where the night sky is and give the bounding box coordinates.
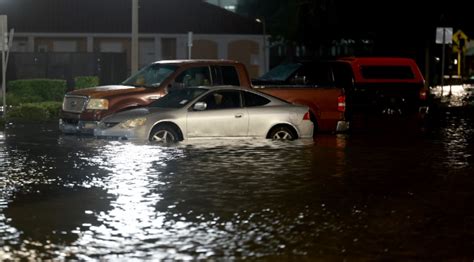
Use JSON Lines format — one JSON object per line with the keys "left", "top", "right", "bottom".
{"left": 336, "top": 1, "right": 472, "bottom": 38}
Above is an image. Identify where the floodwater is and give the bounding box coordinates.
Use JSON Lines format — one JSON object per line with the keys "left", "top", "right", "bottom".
{"left": 1, "top": 113, "right": 473, "bottom": 260}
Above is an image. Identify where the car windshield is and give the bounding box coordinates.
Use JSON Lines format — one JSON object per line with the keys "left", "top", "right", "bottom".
{"left": 122, "top": 64, "right": 178, "bottom": 87}
{"left": 258, "top": 63, "right": 302, "bottom": 81}
{"left": 149, "top": 88, "right": 209, "bottom": 108}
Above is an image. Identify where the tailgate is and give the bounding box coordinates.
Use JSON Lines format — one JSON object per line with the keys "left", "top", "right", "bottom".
{"left": 347, "top": 83, "right": 424, "bottom": 116}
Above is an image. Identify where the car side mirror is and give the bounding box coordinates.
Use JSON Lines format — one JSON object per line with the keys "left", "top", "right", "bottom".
{"left": 193, "top": 102, "right": 207, "bottom": 111}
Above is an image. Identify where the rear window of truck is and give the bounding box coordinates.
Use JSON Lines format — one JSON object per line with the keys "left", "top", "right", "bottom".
{"left": 360, "top": 66, "right": 415, "bottom": 80}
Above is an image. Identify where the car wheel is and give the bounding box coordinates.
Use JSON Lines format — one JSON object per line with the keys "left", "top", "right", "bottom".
{"left": 149, "top": 125, "right": 179, "bottom": 143}
{"left": 269, "top": 126, "right": 296, "bottom": 140}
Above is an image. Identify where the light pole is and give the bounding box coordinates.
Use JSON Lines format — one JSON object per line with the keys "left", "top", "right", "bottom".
{"left": 131, "top": 0, "right": 139, "bottom": 74}
{"left": 256, "top": 18, "right": 267, "bottom": 74}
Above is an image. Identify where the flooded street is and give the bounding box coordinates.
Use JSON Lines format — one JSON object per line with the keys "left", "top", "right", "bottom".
{"left": 1, "top": 113, "right": 474, "bottom": 260}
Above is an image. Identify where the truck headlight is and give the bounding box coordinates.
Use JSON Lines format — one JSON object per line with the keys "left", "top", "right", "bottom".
{"left": 119, "top": 117, "right": 147, "bottom": 129}
{"left": 86, "top": 99, "right": 109, "bottom": 110}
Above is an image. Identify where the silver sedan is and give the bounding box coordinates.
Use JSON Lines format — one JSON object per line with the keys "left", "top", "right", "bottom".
{"left": 94, "top": 86, "right": 314, "bottom": 142}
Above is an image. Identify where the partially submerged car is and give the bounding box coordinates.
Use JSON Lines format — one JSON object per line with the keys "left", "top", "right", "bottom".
{"left": 94, "top": 86, "right": 314, "bottom": 142}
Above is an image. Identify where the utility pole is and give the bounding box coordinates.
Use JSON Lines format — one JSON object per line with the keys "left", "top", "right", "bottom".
{"left": 187, "top": 32, "right": 193, "bottom": 59}
{"left": 131, "top": 0, "right": 139, "bottom": 74}
{"left": 256, "top": 18, "right": 267, "bottom": 74}
{"left": 1, "top": 16, "right": 14, "bottom": 119}
{"left": 435, "top": 26, "right": 452, "bottom": 97}
{"left": 1, "top": 16, "right": 6, "bottom": 118}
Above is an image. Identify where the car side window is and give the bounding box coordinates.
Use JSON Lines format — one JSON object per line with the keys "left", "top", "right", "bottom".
{"left": 174, "top": 66, "right": 211, "bottom": 87}
{"left": 198, "top": 90, "right": 241, "bottom": 110}
{"left": 243, "top": 91, "right": 270, "bottom": 107}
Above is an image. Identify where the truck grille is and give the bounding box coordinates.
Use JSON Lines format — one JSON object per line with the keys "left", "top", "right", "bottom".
{"left": 63, "top": 95, "right": 88, "bottom": 113}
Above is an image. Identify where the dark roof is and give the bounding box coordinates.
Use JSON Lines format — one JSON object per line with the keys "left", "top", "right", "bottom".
{"left": 0, "top": 0, "right": 262, "bottom": 35}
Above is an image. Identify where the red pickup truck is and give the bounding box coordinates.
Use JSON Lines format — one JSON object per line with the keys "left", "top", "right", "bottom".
{"left": 60, "top": 58, "right": 428, "bottom": 135}
{"left": 253, "top": 57, "right": 429, "bottom": 132}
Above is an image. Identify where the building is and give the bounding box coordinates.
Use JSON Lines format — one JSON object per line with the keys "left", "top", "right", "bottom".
{"left": 1, "top": 0, "right": 267, "bottom": 84}
{"left": 205, "top": 0, "right": 238, "bottom": 12}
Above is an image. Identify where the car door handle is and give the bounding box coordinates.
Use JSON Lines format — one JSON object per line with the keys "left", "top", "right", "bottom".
{"left": 235, "top": 113, "right": 243, "bottom": 118}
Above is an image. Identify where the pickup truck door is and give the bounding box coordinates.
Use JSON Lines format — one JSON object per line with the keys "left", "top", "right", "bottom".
{"left": 186, "top": 90, "right": 249, "bottom": 138}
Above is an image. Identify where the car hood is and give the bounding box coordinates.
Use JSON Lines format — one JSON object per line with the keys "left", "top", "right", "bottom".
{"left": 102, "top": 107, "right": 176, "bottom": 123}
{"left": 67, "top": 85, "right": 147, "bottom": 98}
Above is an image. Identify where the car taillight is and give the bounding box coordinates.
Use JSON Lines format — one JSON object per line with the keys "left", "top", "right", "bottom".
{"left": 303, "top": 111, "right": 311, "bottom": 120}
{"left": 419, "top": 88, "right": 428, "bottom": 101}
{"left": 337, "top": 95, "right": 346, "bottom": 112}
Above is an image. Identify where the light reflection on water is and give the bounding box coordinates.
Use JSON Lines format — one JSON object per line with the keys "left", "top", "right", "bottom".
{"left": 0, "top": 116, "right": 473, "bottom": 260}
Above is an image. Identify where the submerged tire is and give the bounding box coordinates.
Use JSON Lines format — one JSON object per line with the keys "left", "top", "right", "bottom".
{"left": 269, "top": 126, "right": 297, "bottom": 140}
{"left": 149, "top": 125, "right": 180, "bottom": 143}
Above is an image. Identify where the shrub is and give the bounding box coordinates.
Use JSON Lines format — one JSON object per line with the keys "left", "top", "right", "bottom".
{"left": 8, "top": 79, "right": 67, "bottom": 102}
{"left": 74, "top": 76, "right": 99, "bottom": 89}
{"left": 6, "top": 102, "right": 62, "bottom": 121}
{"left": 6, "top": 93, "right": 43, "bottom": 106}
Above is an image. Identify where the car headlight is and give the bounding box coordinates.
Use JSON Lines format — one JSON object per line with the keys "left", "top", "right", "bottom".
{"left": 86, "top": 99, "right": 109, "bottom": 110}
{"left": 119, "top": 117, "right": 147, "bottom": 129}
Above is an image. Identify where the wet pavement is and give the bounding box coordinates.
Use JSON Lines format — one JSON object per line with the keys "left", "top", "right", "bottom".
{"left": 0, "top": 112, "right": 474, "bottom": 260}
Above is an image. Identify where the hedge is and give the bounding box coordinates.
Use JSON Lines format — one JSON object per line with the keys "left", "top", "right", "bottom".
{"left": 6, "top": 102, "right": 62, "bottom": 121}
{"left": 8, "top": 79, "right": 67, "bottom": 103}
{"left": 75, "top": 76, "right": 99, "bottom": 89}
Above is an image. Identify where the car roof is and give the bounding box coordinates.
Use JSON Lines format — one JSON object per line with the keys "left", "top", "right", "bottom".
{"left": 184, "top": 85, "right": 289, "bottom": 103}
{"left": 184, "top": 85, "right": 249, "bottom": 91}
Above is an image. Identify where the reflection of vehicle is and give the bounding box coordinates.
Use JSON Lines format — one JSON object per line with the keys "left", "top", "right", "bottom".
{"left": 94, "top": 86, "right": 314, "bottom": 142}
{"left": 60, "top": 60, "right": 251, "bottom": 134}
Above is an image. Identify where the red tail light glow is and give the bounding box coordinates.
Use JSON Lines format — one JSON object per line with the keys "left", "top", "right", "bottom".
{"left": 419, "top": 88, "right": 428, "bottom": 101}
{"left": 303, "top": 111, "right": 311, "bottom": 120}
{"left": 337, "top": 95, "right": 346, "bottom": 112}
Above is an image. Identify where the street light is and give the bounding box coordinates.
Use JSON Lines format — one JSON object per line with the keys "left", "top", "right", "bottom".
{"left": 255, "top": 18, "right": 267, "bottom": 74}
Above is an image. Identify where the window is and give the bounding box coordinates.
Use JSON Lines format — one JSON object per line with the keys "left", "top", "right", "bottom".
{"left": 295, "top": 62, "right": 334, "bottom": 86}
{"left": 175, "top": 67, "right": 211, "bottom": 87}
{"left": 99, "top": 42, "right": 123, "bottom": 53}
{"left": 122, "top": 64, "right": 178, "bottom": 87}
{"left": 210, "top": 66, "right": 241, "bottom": 86}
{"left": 198, "top": 90, "right": 241, "bottom": 110}
{"left": 360, "top": 66, "right": 415, "bottom": 80}
{"left": 37, "top": 44, "right": 49, "bottom": 53}
{"left": 259, "top": 63, "right": 302, "bottom": 81}
{"left": 150, "top": 87, "right": 208, "bottom": 108}
{"left": 220, "top": 66, "right": 240, "bottom": 86}
{"left": 53, "top": 41, "right": 77, "bottom": 52}
{"left": 12, "top": 39, "right": 28, "bottom": 52}
{"left": 243, "top": 91, "right": 270, "bottom": 107}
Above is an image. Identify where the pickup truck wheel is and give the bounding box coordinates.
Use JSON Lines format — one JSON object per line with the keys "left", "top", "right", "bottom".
{"left": 269, "top": 126, "right": 296, "bottom": 140}
{"left": 149, "top": 125, "right": 179, "bottom": 143}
